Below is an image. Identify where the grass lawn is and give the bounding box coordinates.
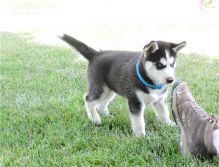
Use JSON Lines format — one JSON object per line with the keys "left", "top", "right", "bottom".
{"left": 0, "top": 32, "right": 219, "bottom": 166}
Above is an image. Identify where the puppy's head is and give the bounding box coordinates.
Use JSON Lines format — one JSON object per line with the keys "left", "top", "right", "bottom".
{"left": 143, "top": 40, "right": 186, "bottom": 85}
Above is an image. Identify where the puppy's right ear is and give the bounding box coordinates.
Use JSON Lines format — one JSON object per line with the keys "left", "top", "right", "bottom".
{"left": 143, "top": 41, "right": 159, "bottom": 56}
{"left": 172, "top": 41, "right": 186, "bottom": 53}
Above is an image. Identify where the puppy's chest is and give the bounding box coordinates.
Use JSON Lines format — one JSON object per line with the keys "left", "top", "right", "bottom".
{"left": 136, "top": 89, "right": 167, "bottom": 105}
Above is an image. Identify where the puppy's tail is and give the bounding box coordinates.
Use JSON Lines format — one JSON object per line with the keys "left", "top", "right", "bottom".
{"left": 59, "top": 34, "right": 98, "bottom": 61}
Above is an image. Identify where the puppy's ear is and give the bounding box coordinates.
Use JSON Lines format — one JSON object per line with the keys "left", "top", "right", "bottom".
{"left": 143, "top": 41, "right": 159, "bottom": 56}
{"left": 172, "top": 41, "right": 186, "bottom": 52}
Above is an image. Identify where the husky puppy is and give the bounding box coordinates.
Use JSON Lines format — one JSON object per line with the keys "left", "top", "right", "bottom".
{"left": 60, "top": 34, "right": 186, "bottom": 136}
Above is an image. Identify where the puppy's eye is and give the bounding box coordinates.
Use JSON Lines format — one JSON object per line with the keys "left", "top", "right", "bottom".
{"left": 155, "top": 62, "right": 166, "bottom": 69}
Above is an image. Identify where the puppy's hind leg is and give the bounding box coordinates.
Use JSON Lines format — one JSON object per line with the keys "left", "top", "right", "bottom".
{"left": 128, "top": 98, "right": 146, "bottom": 136}
{"left": 97, "top": 91, "right": 116, "bottom": 116}
{"left": 84, "top": 94, "right": 102, "bottom": 125}
{"left": 84, "top": 85, "right": 112, "bottom": 125}
{"left": 84, "top": 86, "right": 104, "bottom": 125}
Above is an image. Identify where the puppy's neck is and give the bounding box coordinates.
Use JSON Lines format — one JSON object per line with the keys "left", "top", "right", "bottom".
{"left": 138, "top": 56, "right": 155, "bottom": 85}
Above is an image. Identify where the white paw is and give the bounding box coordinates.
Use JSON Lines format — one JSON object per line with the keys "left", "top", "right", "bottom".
{"left": 133, "top": 128, "right": 146, "bottom": 137}
{"left": 91, "top": 114, "right": 102, "bottom": 125}
{"left": 86, "top": 109, "right": 102, "bottom": 125}
{"left": 102, "top": 109, "right": 109, "bottom": 116}
{"left": 97, "top": 105, "right": 110, "bottom": 116}
{"left": 167, "top": 120, "right": 176, "bottom": 126}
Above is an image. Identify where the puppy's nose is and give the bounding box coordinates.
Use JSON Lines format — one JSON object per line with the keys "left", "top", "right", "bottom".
{"left": 166, "top": 77, "right": 174, "bottom": 83}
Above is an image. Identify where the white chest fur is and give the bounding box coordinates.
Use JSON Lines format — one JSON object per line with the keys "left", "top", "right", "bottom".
{"left": 135, "top": 89, "right": 168, "bottom": 105}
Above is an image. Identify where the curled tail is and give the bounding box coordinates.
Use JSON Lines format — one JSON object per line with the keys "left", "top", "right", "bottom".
{"left": 59, "top": 34, "right": 98, "bottom": 61}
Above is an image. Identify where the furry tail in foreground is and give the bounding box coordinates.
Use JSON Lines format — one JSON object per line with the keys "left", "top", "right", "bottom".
{"left": 59, "top": 34, "right": 98, "bottom": 61}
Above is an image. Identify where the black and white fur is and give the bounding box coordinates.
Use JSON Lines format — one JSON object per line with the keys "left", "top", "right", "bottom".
{"left": 60, "top": 34, "right": 186, "bottom": 136}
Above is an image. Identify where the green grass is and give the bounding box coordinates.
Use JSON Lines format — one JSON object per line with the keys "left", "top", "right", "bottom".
{"left": 0, "top": 32, "right": 219, "bottom": 166}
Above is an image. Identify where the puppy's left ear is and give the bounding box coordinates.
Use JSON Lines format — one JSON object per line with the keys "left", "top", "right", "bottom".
{"left": 143, "top": 41, "right": 159, "bottom": 56}
{"left": 172, "top": 41, "right": 186, "bottom": 52}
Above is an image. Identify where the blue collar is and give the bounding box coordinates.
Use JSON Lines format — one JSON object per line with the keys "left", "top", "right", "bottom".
{"left": 135, "top": 59, "right": 167, "bottom": 90}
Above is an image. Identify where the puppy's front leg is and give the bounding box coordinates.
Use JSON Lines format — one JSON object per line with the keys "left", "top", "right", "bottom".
{"left": 128, "top": 98, "right": 145, "bottom": 136}
{"left": 152, "top": 100, "right": 174, "bottom": 125}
